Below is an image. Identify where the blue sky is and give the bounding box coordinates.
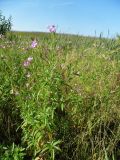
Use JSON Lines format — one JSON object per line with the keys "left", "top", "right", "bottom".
{"left": 0, "top": 0, "right": 120, "bottom": 37}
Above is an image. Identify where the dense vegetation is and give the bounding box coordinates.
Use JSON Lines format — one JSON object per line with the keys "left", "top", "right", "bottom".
{"left": 0, "top": 11, "right": 12, "bottom": 35}
{"left": 0, "top": 31, "right": 120, "bottom": 160}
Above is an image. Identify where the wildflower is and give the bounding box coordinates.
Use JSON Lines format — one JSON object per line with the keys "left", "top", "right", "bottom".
{"left": 23, "top": 60, "right": 30, "bottom": 67}
{"left": 23, "top": 56, "right": 33, "bottom": 67}
{"left": 48, "top": 25, "right": 56, "bottom": 33}
{"left": 26, "top": 83, "right": 29, "bottom": 88}
{"left": 31, "top": 40, "right": 37, "bottom": 48}
{"left": 27, "top": 56, "right": 33, "bottom": 62}
{"left": 26, "top": 72, "right": 31, "bottom": 78}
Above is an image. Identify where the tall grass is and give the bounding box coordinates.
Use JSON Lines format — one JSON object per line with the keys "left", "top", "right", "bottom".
{"left": 0, "top": 32, "right": 120, "bottom": 159}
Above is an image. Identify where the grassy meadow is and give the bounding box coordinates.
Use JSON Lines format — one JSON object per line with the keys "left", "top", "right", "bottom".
{"left": 0, "top": 31, "right": 120, "bottom": 160}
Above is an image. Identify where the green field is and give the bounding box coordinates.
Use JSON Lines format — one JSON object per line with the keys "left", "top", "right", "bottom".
{"left": 0, "top": 32, "right": 120, "bottom": 160}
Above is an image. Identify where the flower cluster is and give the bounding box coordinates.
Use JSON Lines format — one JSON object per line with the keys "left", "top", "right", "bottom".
{"left": 23, "top": 57, "right": 33, "bottom": 67}
{"left": 31, "top": 40, "right": 37, "bottom": 48}
{"left": 48, "top": 25, "right": 56, "bottom": 33}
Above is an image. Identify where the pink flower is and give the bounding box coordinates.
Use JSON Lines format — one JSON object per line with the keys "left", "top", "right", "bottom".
{"left": 27, "top": 57, "right": 33, "bottom": 62}
{"left": 31, "top": 40, "right": 37, "bottom": 48}
{"left": 23, "top": 57, "right": 33, "bottom": 67}
{"left": 48, "top": 25, "right": 56, "bottom": 33}
{"left": 23, "top": 61, "right": 30, "bottom": 67}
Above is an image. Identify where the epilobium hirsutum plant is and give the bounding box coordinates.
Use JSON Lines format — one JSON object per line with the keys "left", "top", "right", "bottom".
{"left": 48, "top": 25, "right": 56, "bottom": 33}
{"left": 1, "top": 30, "right": 120, "bottom": 160}
{"left": 23, "top": 56, "right": 33, "bottom": 67}
{"left": 31, "top": 39, "right": 37, "bottom": 48}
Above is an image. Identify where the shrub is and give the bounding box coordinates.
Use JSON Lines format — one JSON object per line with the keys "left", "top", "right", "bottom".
{"left": 0, "top": 11, "right": 12, "bottom": 35}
